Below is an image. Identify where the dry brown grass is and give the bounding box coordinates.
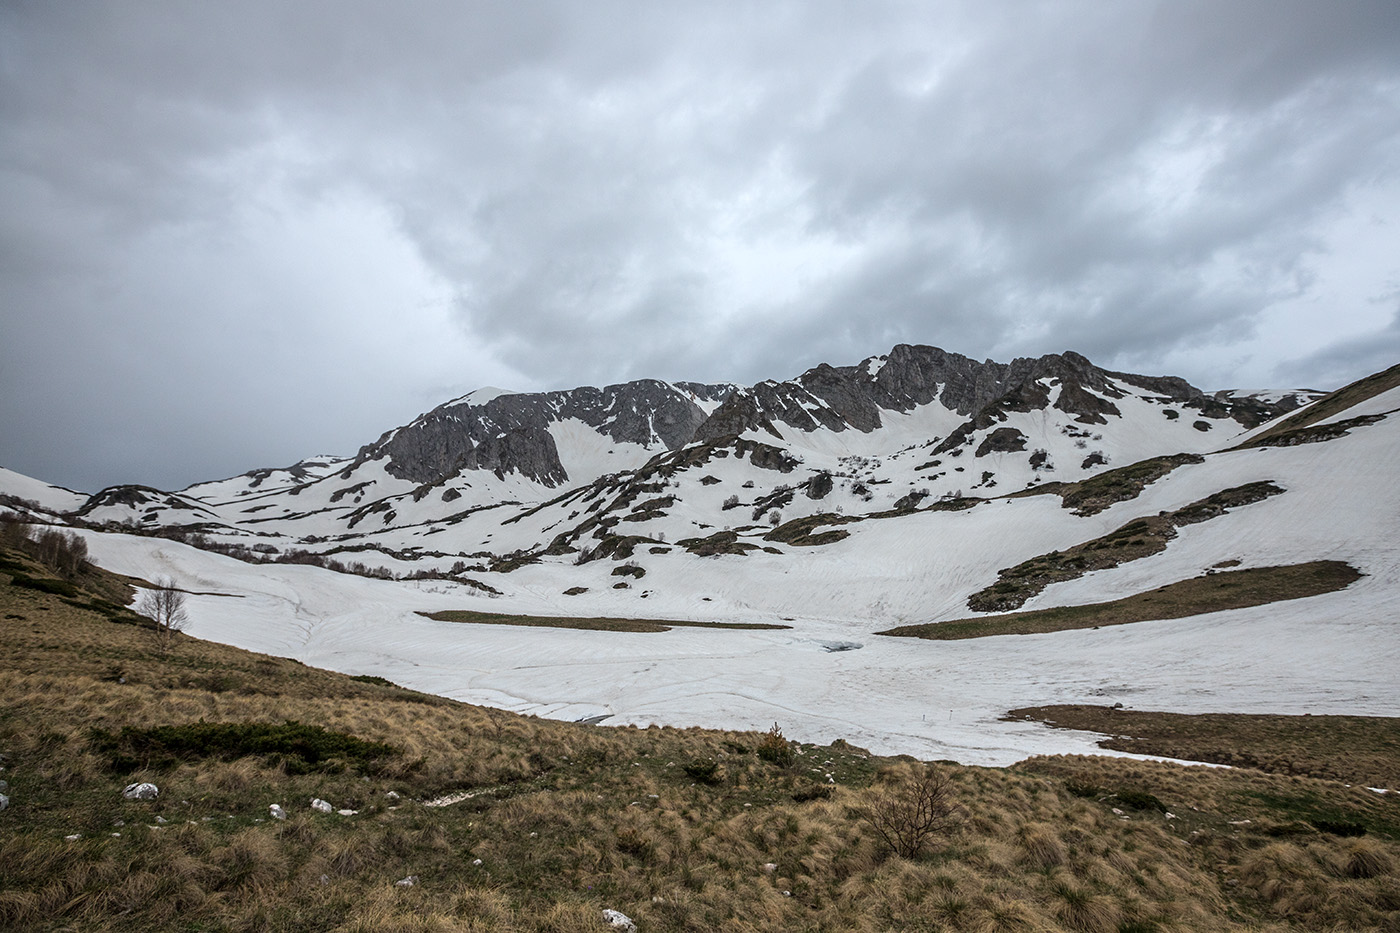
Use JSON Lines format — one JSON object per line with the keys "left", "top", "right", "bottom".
{"left": 880, "top": 560, "right": 1361, "bottom": 640}
{"left": 1006, "top": 704, "right": 1400, "bottom": 789}
{"left": 4, "top": 546, "right": 1400, "bottom": 932}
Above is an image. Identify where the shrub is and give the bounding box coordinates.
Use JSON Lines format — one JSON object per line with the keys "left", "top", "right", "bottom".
{"left": 860, "top": 764, "right": 958, "bottom": 859}
{"left": 756, "top": 723, "right": 795, "bottom": 768}
{"left": 1114, "top": 789, "right": 1166, "bottom": 812}
{"left": 681, "top": 757, "right": 722, "bottom": 784}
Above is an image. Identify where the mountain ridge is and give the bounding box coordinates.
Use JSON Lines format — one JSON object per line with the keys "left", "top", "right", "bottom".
{"left": 326, "top": 344, "right": 1310, "bottom": 495}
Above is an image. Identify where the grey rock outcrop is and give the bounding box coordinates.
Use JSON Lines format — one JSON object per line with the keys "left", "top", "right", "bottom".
{"left": 354, "top": 379, "right": 735, "bottom": 488}
{"left": 693, "top": 347, "right": 1168, "bottom": 442}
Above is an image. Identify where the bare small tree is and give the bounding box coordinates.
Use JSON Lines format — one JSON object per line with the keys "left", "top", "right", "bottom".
{"left": 861, "top": 764, "right": 959, "bottom": 859}
{"left": 140, "top": 577, "right": 188, "bottom": 653}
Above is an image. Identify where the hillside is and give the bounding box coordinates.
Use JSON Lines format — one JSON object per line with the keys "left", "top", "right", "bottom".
{"left": 2, "top": 549, "right": 1398, "bottom": 932}
{"left": 0, "top": 346, "right": 1395, "bottom": 766}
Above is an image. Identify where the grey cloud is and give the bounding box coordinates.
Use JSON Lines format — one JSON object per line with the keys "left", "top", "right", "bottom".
{"left": 2, "top": 1, "right": 1399, "bottom": 490}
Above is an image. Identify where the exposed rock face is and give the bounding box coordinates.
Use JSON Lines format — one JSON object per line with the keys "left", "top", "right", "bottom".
{"left": 355, "top": 379, "right": 735, "bottom": 487}
{"left": 694, "top": 347, "right": 1185, "bottom": 442}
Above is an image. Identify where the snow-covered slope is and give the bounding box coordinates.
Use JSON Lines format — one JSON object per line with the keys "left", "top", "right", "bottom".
{"left": 3, "top": 347, "right": 1388, "bottom": 765}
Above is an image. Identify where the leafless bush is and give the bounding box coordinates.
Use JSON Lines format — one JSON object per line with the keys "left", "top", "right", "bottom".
{"left": 861, "top": 764, "right": 959, "bottom": 859}
{"left": 139, "top": 577, "right": 188, "bottom": 653}
{"left": 30, "top": 528, "right": 89, "bottom": 579}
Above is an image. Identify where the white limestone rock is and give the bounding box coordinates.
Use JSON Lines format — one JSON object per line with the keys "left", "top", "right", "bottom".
{"left": 123, "top": 782, "right": 158, "bottom": 800}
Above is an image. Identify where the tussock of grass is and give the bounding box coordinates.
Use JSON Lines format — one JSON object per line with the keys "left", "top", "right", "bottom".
{"left": 416, "top": 609, "right": 789, "bottom": 632}
{"left": 884, "top": 561, "right": 1360, "bottom": 640}
{"left": 3, "top": 546, "right": 1399, "bottom": 932}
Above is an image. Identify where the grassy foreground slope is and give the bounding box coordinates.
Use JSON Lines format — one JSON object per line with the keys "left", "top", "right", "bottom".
{"left": 3, "top": 545, "right": 1399, "bottom": 932}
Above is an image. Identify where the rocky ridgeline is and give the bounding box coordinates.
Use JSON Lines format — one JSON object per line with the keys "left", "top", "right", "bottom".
{"left": 351, "top": 345, "right": 1306, "bottom": 489}
{"left": 353, "top": 379, "right": 735, "bottom": 487}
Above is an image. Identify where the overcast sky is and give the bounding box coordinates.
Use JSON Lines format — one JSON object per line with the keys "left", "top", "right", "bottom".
{"left": 3, "top": 1, "right": 1399, "bottom": 493}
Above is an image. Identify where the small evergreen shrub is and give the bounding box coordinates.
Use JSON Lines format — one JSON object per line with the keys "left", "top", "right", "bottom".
{"left": 757, "top": 723, "right": 795, "bottom": 767}
{"left": 682, "top": 757, "right": 722, "bottom": 784}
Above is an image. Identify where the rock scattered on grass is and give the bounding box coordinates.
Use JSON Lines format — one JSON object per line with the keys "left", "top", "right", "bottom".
{"left": 395, "top": 875, "right": 417, "bottom": 887}
{"left": 122, "top": 782, "right": 158, "bottom": 800}
{"left": 310, "top": 798, "right": 333, "bottom": 813}
{"left": 602, "top": 908, "right": 636, "bottom": 932}
{"left": 269, "top": 804, "right": 287, "bottom": 820}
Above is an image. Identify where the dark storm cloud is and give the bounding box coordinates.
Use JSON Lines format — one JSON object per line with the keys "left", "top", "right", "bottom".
{"left": 2, "top": 1, "right": 1399, "bottom": 490}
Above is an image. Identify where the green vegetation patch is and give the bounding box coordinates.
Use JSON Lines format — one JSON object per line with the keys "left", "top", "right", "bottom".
{"left": 881, "top": 560, "right": 1361, "bottom": 641}
{"left": 1047, "top": 453, "right": 1205, "bottom": 516}
{"left": 89, "top": 719, "right": 399, "bottom": 775}
{"left": 349, "top": 673, "right": 401, "bottom": 688}
{"left": 8, "top": 571, "right": 80, "bottom": 597}
{"left": 966, "top": 481, "right": 1284, "bottom": 612}
{"left": 676, "top": 529, "right": 763, "bottom": 556}
{"left": 1005, "top": 704, "right": 1400, "bottom": 791}
{"left": 763, "top": 512, "right": 854, "bottom": 547}
{"left": 418, "top": 609, "right": 789, "bottom": 632}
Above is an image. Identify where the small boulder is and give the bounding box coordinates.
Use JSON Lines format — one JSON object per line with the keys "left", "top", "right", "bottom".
{"left": 123, "top": 782, "right": 159, "bottom": 801}
{"left": 310, "top": 798, "right": 333, "bottom": 813}
{"left": 0, "top": 793, "right": 8, "bottom": 811}
{"left": 602, "top": 909, "right": 636, "bottom": 932}
{"left": 269, "top": 804, "right": 287, "bottom": 821}
{"left": 394, "top": 875, "right": 417, "bottom": 887}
